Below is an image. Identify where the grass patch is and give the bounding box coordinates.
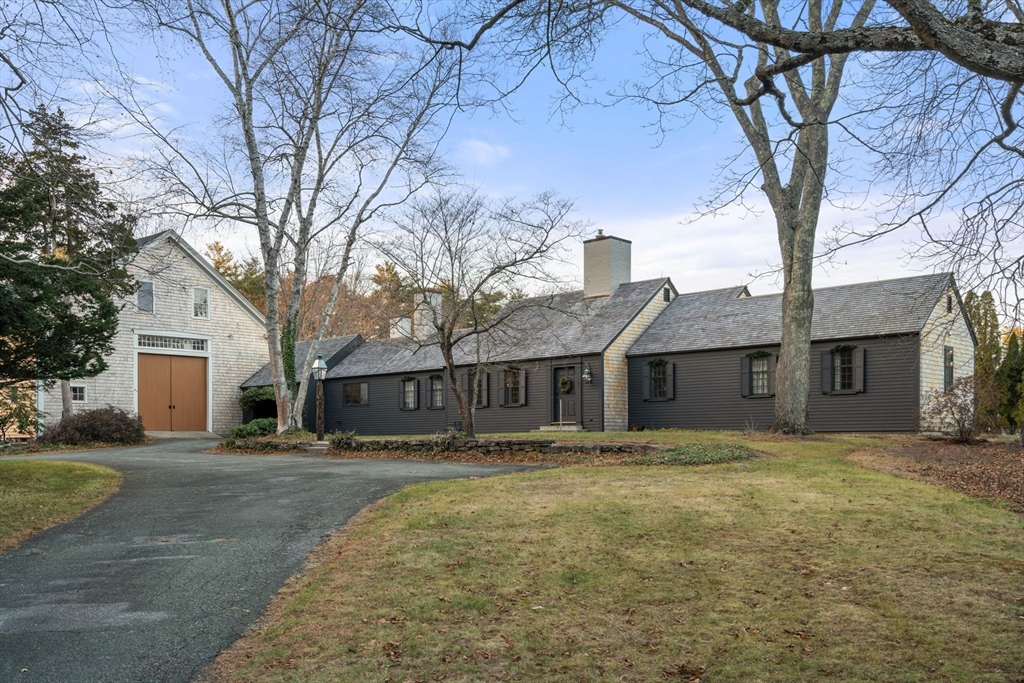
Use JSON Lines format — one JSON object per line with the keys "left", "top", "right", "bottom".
{"left": 624, "top": 441, "right": 756, "bottom": 466}
{"left": 207, "top": 440, "right": 1024, "bottom": 683}
{"left": 0, "top": 460, "right": 120, "bottom": 551}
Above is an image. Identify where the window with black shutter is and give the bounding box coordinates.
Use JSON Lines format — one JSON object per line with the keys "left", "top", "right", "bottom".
{"left": 501, "top": 368, "right": 525, "bottom": 407}
{"left": 822, "top": 346, "right": 865, "bottom": 394}
{"left": 429, "top": 375, "right": 444, "bottom": 408}
{"left": 400, "top": 379, "right": 417, "bottom": 410}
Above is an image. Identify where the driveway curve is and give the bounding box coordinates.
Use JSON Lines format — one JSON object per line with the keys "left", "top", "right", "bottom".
{"left": 0, "top": 440, "right": 533, "bottom": 682}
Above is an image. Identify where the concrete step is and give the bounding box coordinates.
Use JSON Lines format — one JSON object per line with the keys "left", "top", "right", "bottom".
{"left": 305, "top": 441, "right": 331, "bottom": 455}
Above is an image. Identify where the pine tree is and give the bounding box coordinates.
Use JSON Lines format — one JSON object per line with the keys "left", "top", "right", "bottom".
{"left": 964, "top": 291, "right": 1003, "bottom": 430}
{"left": 0, "top": 107, "right": 137, "bottom": 397}
{"left": 999, "top": 332, "right": 1023, "bottom": 432}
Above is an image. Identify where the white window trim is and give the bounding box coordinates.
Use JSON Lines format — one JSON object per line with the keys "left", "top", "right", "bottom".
{"left": 136, "top": 280, "right": 156, "bottom": 315}
{"left": 70, "top": 385, "right": 87, "bottom": 403}
{"left": 192, "top": 286, "right": 211, "bottom": 320}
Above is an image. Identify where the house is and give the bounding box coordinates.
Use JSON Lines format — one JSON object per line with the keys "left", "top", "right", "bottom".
{"left": 626, "top": 273, "right": 976, "bottom": 432}
{"left": 240, "top": 335, "right": 363, "bottom": 428}
{"left": 321, "top": 234, "right": 678, "bottom": 435}
{"left": 38, "top": 230, "right": 270, "bottom": 435}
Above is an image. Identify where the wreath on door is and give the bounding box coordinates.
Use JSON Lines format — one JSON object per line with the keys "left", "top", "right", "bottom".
{"left": 558, "top": 376, "right": 574, "bottom": 394}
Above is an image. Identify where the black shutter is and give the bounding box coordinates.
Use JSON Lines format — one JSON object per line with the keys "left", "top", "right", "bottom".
{"left": 768, "top": 355, "right": 777, "bottom": 396}
{"left": 821, "top": 351, "right": 833, "bottom": 394}
{"left": 665, "top": 362, "right": 675, "bottom": 400}
{"left": 481, "top": 372, "right": 489, "bottom": 408}
{"left": 740, "top": 356, "right": 751, "bottom": 397}
{"left": 642, "top": 363, "right": 651, "bottom": 401}
{"left": 518, "top": 370, "right": 527, "bottom": 406}
{"left": 414, "top": 379, "right": 420, "bottom": 410}
{"left": 498, "top": 371, "right": 505, "bottom": 406}
{"left": 460, "top": 372, "right": 468, "bottom": 397}
{"left": 399, "top": 380, "right": 405, "bottom": 410}
{"left": 854, "top": 348, "right": 865, "bottom": 393}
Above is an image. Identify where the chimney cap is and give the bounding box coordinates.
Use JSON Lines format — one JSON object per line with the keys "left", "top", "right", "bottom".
{"left": 583, "top": 231, "right": 631, "bottom": 245}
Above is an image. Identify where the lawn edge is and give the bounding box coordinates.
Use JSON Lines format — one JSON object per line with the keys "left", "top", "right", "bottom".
{"left": 0, "top": 461, "right": 122, "bottom": 553}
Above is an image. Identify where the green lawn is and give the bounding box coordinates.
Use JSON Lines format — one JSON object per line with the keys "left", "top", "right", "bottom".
{"left": 0, "top": 460, "right": 121, "bottom": 551}
{"left": 208, "top": 436, "right": 1024, "bottom": 682}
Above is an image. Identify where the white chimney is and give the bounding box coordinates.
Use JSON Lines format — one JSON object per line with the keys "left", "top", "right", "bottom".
{"left": 389, "top": 316, "right": 411, "bottom": 339}
{"left": 583, "top": 230, "right": 631, "bottom": 298}
{"left": 412, "top": 289, "right": 442, "bottom": 340}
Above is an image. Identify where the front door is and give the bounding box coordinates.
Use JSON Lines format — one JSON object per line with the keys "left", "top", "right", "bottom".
{"left": 138, "top": 353, "right": 208, "bottom": 431}
{"left": 553, "top": 366, "right": 577, "bottom": 424}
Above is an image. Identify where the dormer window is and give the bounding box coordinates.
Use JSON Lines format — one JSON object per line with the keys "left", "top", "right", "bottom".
{"left": 193, "top": 287, "right": 210, "bottom": 319}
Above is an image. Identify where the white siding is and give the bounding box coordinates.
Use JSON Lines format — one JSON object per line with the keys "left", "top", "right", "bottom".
{"left": 40, "top": 238, "right": 268, "bottom": 435}
{"left": 919, "top": 285, "right": 975, "bottom": 430}
{"left": 602, "top": 285, "right": 673, "bottom": 431}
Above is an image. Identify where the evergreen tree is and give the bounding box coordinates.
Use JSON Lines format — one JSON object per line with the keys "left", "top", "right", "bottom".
{"left": 205, "top": 241, "right": 266, "bottom": 312}
{"left": 998, "top": 332, "right": 1023, "bottom": 432}
{"left": 0, "top": 107, "right": 137, "bottom": 391}
{"left": 964, "top": 291, "right": 1003, "bottom": 429}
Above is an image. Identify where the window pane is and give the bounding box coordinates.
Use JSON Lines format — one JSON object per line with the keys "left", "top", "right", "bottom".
{"left": 193, "top": 288, "right": 209, "bottom": 318}
{"left": 504, "top": 370, "right": 519, "bottom": 405}
{"left": 751, "top": 356, "right": 769, "bottom": 395}
{"left": 403, "top": 380, "right": 415, "bottom": 409}
{"left": 833, "top": 350, "right": 854, "bottom": 390}
{"left": 651, "top": 364, "right": 667, "bottom": 400}
{"left": 430, "top": 377, "right": 443, "bottom": 407}
{"left": 137, "top": 282, "right": 154, "bottom": 313}
{"left": 71, "top": 386, "right": 86, "bottom": 402}
{"left": 344, "top": 383, "right": 369, "bottom": 405}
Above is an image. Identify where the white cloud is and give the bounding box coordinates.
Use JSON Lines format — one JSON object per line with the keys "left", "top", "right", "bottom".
{"left": 457, "top": 139, "right": 511, "bottom": 166}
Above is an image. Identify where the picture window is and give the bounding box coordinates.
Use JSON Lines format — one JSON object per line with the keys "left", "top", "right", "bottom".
{"left": 344, "top": 382, "right": 368, "bottom": 406}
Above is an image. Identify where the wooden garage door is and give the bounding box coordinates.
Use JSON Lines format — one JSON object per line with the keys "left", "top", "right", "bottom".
{"left": 138, "top": 354, "right": 207, "bottom": 431}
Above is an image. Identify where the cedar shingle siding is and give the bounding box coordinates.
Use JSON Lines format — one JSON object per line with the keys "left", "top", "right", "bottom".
{"left": 628, "top": 336, "right": 921, "bottom": 432}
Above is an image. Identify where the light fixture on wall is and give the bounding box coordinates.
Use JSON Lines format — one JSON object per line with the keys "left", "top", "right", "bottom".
{"left": 582, "top": 363, "right": 592, "bottom": 384}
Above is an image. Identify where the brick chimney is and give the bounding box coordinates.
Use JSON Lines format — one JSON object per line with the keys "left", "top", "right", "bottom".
{"left": 583, "top": 230, "right": 631, "bottom": 298}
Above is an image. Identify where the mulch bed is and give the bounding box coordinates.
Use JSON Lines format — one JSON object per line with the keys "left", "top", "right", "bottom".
{"left": 849, "top": 437, "right": 1024, "bottom": 513}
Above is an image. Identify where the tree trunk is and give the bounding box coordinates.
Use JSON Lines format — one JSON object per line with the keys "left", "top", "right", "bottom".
{"left": 772, "top": 234, "right": 815, "bottom": 434}
{"left": 59, "top": 380, "right": 74, "bottom": 420}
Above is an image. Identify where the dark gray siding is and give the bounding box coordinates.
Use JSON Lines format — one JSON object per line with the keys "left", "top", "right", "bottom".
{"left": 628, "top": 335, "right": 920, "bottom": 432}
{"left": 324, "top": 354, "right": 604, "bottom": 436}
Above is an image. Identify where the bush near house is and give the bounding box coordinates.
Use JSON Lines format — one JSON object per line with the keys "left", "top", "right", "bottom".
{"left": 229, "top": 418, "right": 279, "bottom": 439}
{"left": 38, "top": 407, "right": 146, "bottom": 446}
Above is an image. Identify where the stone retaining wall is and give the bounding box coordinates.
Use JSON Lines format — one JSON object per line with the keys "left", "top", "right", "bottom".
{"left": 332, "top": 437, "right": 666, "bottom": 456}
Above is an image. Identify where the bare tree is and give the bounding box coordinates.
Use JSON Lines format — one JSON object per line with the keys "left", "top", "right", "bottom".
{"left": 119, "top": 0, "right": 460, "bottom": 432}
{"left": 402, "top": 0, "right": 872, "bottom": 433}
{"left": 370, "top": 189, "right": 586, "bottom": 437}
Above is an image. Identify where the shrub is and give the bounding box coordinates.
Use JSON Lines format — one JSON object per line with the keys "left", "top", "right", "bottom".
{"left": 624, "top": 442, "right": 756, "bottom": 466}
{"left": 239, "top": 386, "right": 277, "bottom": 412}
{"left": 229, "top": 417, "right": 278, "bottom": 439}
{"left": 921, "top": 374, "right": 1002, "bottom": 443}
{"left": 328, "top": 430, "right": 357, "bottom": 449}
{"left": 38, "top": 406, "right": 147, "bottom": 446}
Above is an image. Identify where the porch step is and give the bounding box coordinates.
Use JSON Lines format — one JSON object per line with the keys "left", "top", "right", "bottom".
{"left": 535, "top": 425, "right": 586, "bottom": 432}
{"left": 305, "top": 441, "right": 331, "bottom": 455}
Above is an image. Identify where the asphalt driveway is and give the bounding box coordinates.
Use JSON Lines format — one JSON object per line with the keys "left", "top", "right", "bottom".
{"left": 0, "top": 440, "right": 534, "bottom": 682}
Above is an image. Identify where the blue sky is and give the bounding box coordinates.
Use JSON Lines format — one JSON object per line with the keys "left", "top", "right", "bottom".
{"left": 86, "top": 15, "right": 926, "bottom": 297}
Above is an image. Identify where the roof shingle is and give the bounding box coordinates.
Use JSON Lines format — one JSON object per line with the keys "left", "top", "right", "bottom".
{"left": 328, "top": 279, "right": 671, "bottom": 379}
{"left": 627, "top": 273, "right": 954, "bottom": 356}
{"left": 242, "top": 335, "right": 360, "bottom": 388}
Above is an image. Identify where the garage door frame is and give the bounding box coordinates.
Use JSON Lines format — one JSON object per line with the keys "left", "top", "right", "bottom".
{"left": 133, "top": 330, "right": 213, "bottom": 432}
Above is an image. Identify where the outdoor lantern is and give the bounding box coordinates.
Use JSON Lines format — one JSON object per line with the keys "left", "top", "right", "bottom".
{"left": 582, "top": 363, "right": 592, "bottom": 383}
{"left": 313, "top": 354, "right": 328, "bottom": 381}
